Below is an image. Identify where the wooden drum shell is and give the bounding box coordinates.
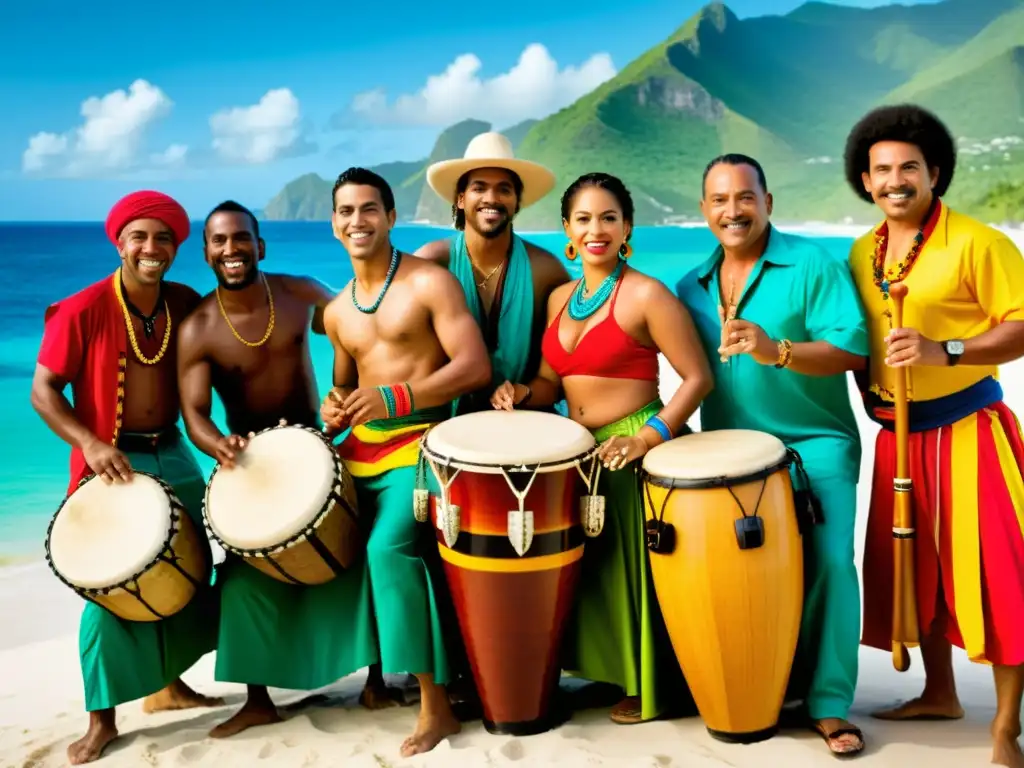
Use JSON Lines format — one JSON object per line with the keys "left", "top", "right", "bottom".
{"left": 429, "top": 467, "right": 584, "bottom": 736}
{"left": 643, "top": 463, "right": 803, "bottom": 742}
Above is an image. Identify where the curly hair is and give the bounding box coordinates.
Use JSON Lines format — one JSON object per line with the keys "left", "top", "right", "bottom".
{"left": 843, "top": 104, "right": 957, "bottom": 203}
{"left": 560, "top": 173, "right": 635, "bottom": 234}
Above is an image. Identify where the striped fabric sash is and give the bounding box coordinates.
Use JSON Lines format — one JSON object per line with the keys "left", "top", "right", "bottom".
{"left": 338, "top": 406, "right": 449, "bottom": 478}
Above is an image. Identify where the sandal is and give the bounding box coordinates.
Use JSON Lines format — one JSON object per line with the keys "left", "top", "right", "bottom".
{"left": 813, "top": 721, "right": 865, "bottom": 758}
{"left": 610, "top": 697, "right": 644, "bottom": 725}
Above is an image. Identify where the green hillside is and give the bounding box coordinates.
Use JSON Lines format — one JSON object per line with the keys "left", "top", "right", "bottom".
{"left": 265, "top": 0, "right": 1024, "bottom": 227}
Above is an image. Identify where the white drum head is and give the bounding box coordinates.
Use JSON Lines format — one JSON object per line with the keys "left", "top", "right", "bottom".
{"left": 49, "top": 474, "right": 172, "bottom": 590}
{"left": 422, "top": 410, "right": 596, "bottom": 473}
{"left": 642, "top": 429, "right": 788, "bottom": 483}
{"left": 205, "top": 426, "right": 337, "bottom": 550}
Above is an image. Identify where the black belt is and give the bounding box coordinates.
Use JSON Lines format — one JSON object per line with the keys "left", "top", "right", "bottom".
{"left": 117, "top": 427, "right": 182, "bottom": 454}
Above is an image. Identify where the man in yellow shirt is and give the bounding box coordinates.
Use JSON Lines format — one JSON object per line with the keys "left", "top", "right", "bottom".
{"left": 844, "top": 103, "right": 1024, "bottom": 768}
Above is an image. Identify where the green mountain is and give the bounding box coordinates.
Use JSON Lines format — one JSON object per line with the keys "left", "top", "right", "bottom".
{"left": 266, "top": 0, "right": 1024, "bottom": 227}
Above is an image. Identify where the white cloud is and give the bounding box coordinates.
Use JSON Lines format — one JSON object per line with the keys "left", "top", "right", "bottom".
{"left": 209, "top": 88, "right": 309, "bottom": 164}
{"left": 21, "top": 79, "right": 175, "bottom": 177}
{"left": 151, "top": 144, "right": 188, "bottom": 167}
{"left": 349, "top": 43, "right": 616, "bottom": 128}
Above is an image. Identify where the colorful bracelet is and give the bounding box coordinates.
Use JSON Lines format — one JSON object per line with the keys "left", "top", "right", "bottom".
{"left": 376, "top": 383, "right": 414, "bottom": 419}
{"left": 644, "top": 415, "right": 673, "bottom": 443}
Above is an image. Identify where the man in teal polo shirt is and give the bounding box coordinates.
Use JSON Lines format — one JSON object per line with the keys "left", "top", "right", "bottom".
{"left": 676, "top": 153, "right": 869, "bottom": 758}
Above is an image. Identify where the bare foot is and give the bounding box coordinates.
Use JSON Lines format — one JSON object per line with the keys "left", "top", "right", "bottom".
{"left": 992, "top": 730, "right": 1024, "bottom": 767}
{"left": 359, "top": 678, "right": 406, "bottom": 710}
{"left": 399, "top": 708, "right": 462, "bottom": 757}
{"left": 610, "top": 696, "right": 644, "bottom": 725}
{"left": 142, "top": 679, "right": 224, "bottom": 713}
{"left": 814, "top": 718, "right": 865, "bottom": 756}
{"left": 67, "top": 720, "right": 118, "bottom": 765}
{"left": 871, "top": 695, "right": 964, "bottom": 721}
{"left": 210, "top": 701, "right": 283, "bottom": 738}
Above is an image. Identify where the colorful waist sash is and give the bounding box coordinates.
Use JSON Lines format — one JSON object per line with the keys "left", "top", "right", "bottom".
{"left": 337, "top": 406, "right": 449, "bottom": 478}
{"left": 864, "top": 376, "right": 1003, "bottom": 433}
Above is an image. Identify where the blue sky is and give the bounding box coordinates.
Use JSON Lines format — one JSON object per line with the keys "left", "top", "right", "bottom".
{"left": 0, "top": 0, "right": 937, "bottom": 221}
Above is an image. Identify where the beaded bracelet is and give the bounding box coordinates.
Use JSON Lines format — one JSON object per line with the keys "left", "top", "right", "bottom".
{"left": 376, "top": 383, "right": 414, "bottom": 419}
{"left": 644, "top": 414, "right": 673, "bottom": 443}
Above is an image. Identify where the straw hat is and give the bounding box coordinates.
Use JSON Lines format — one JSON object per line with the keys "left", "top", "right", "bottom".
{"left": 426, "top": 131, "right": 556, "bottom": 209}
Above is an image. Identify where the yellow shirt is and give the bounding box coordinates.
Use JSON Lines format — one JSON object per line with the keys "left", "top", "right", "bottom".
{"left": 849, "top": 203, "right": 1024, "bottom": 403}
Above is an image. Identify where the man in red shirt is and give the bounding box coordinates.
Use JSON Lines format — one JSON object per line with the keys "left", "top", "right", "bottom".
{"left": 31, "top": 190, "right": 222, "bottom": 765}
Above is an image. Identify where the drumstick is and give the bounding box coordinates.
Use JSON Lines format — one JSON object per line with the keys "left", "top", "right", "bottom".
{"left": 888, "top": 282, "right": 919, "bottom": 672}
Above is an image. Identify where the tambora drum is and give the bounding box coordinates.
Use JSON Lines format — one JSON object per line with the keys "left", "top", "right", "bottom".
{"left": 641, "top": 429, "right": 803, "bottom": 743}
{"left": 420, "top": 410, "right": 600, "bottom": 735}
{"left": 45, "top": 471, "right": 209, "bottom": 622}
{"left": 204, "top": 422, "right": 361, "bottom": 586}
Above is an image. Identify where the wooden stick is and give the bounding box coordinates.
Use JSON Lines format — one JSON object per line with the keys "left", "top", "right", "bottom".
{"left": 888, "top": 282, "right": 919, "bottom": 672}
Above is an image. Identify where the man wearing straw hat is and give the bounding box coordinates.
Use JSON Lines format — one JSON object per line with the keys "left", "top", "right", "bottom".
{"left": 414, "top": 131, "right": 570, "bottom": 415}
{"left": 844, "top": 104, "right": 1024, "bottom": 768}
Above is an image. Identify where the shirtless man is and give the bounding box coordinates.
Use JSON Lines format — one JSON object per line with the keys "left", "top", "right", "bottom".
{"left": 177, "top": 199, "right": 397, "bottom": 736}
{"left": 319, "top": 167, "right": 492, "bottom": 756}
{"left": 415, "top": 131, "right": 569, "bottom": 415}
{"left": 30, "top": 190, "right": 222, "bottom": 765}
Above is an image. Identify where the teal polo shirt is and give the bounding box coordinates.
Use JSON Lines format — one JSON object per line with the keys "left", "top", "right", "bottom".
{"left": 675, "top": 226, "right": 869, "bottom": 482}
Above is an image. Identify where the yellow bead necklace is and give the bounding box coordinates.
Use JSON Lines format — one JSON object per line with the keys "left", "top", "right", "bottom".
{"left": 113, "top": 267, "right": 171, "bottom": 365}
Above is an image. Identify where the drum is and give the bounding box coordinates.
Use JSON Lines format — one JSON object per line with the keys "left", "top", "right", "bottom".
{"left": 45, "top": 471, "right": 209, "bottom": 622}
{"left": 420, "top": 410, "right": 600, "bottom": 736}
{"left": 641, "top": 429, "right": 803, "bottom": 743}
{"left": 203, "top": 423, "right": 362, "bottom": 586}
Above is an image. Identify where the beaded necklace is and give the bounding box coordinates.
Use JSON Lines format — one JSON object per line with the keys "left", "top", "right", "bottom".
{"left": 216, "top": 273, "right": 275, "bottom": 347}
{"left": 872, "top": 198, "right": 941, "bottom": 300}
{"left": 113, "top": 267, "right": 171, "bottom": 365}
{"left": 568, "top": 257, "right": 625, "bottom": 321}
{"left": 352, "top": 246, "right": 400, "bottom": 314}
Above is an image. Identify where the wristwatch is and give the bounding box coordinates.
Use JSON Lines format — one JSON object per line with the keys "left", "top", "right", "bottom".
{"left": 943, "top": 339, "right": 965, "bottom": 366}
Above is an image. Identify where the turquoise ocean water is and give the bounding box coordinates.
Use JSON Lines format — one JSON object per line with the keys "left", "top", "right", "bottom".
{"left": 0, "top": 221, "right": 856, "bottom": 561}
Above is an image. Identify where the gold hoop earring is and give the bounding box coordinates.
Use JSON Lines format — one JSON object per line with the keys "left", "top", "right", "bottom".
{"left": 619, "top": 242, "right": 632, "bottom": 259}
{"left": 565, "top": 243, "right": 576, "bottom": 260}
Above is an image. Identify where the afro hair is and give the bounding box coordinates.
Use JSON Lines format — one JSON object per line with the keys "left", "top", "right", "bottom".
{"left": 843, "top": 104, "right": 957, "bottom": 204}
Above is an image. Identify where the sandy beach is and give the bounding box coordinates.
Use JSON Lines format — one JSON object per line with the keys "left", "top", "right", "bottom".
{"left": 4, "top": 223, "right": 1024, "bottom": 767}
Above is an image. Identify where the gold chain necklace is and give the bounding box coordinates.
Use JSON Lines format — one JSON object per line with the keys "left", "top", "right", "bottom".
{"left": 216, "top": 273, "right": 275, "bottom": 347}
{"left": 114, "top": 268, "right": 171, "bottom": 365}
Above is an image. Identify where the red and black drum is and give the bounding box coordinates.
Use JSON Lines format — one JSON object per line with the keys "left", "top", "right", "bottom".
{"left": 420, "top": 409, "right": 601, "bottom": 735}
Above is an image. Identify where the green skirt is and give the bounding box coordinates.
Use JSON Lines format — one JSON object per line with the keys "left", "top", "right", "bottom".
{"left": 561, "top": 400, "right": 691, "bottom": 721}
{"left": 79, "top": 439, "right": 219, "bottom": 711}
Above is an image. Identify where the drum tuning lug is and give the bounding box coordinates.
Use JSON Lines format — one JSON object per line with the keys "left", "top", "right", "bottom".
{"left": 508, "top": 510, "right": 534, "bottom": 556}
{"left": 579, "top": 495, "right": 605, "bottom": 537}
{"left": 413, "top": 489, "right": 429, "bottom": 523}
{"left": 645, "top": 519, "right": 676, "bottom": 555}
{"left": 440, "top": 504, "right": 461, "bottom": 548}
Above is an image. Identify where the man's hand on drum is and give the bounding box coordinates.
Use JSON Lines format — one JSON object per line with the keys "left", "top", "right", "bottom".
{"left": 83, "top": 438, "right": 133, "bottom": 484}
{"left": 597, "top": 435, "right": 648, "bottom": 472}
{"left": 214, "top": 434, "right": 247, "bottom": 468}
{"left": 718, "top": 315, "right": 777, "bottom": 366}
{"left": 341, "top": 386, "right": 389, "bottom": 427}
{"left": 491, "top": 381, "right": 529, "bottom": 411}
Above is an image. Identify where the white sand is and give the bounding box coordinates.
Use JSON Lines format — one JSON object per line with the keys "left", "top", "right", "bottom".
{"left": 4, "top": 222, "right": 1024, "bottom": 766}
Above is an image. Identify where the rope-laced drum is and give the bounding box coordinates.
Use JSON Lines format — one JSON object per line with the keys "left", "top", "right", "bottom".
{"left": 641, "top": 428, "right": 804, "bottom": 744}
{"left": 420, "top": 409, "right": 601, "bottom": 736}
{"left": 203, "top": 422, "right": 361, "bottom": 586}
{"left": 45, "top": 471, "right": 209, "bottom": 622}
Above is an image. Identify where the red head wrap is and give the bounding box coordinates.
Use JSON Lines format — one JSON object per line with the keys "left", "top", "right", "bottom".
{"left": 105, "top": 190, "right": 191, "bottom": 247}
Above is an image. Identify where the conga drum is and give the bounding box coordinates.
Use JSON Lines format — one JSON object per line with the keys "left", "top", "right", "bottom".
{"left": 45, "top": 471, "right": 209, "bottom": 622}
{"left": 420, "top": 410, "right": 600, "bottom": 736}
{"left": 641, "top": 429, "right": 803, "bottom": 743}
{"left": 204, "top": 422, "right": 362, "bottom": 585}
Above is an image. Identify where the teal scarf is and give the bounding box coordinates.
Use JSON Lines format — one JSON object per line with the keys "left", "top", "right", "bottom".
{"left": 449, "top": 231, "right": 534, "bottom": 405}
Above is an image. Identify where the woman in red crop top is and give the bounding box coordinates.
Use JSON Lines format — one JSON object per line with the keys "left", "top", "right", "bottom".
{"left": 490, "top": 173, "right": 713, "bottom": 725}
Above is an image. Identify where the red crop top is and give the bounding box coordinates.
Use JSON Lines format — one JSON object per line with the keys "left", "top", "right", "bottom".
{"left": 541, "top": 276, "right": 659, "bottom": 381}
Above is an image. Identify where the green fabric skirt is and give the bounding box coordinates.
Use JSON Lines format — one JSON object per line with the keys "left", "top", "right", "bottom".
{"left": 78, "top": 438, "right": 219, "bottom": 711}
{"left": 560, "top": 400, "right": 692, "bottom": 721}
